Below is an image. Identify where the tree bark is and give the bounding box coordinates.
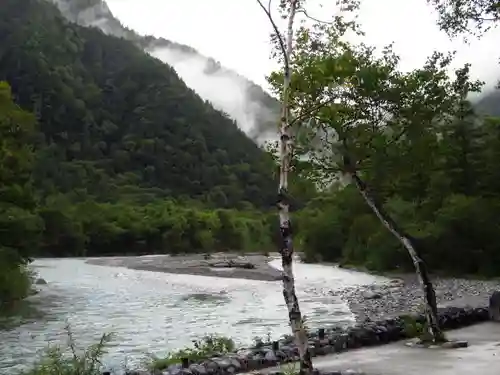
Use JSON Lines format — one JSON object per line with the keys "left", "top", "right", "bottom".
{"left": 276, "top": 1, "right": 314, "bottom": 374}
{"left": 344, "top": 158, "right": 445, "bottom": 343}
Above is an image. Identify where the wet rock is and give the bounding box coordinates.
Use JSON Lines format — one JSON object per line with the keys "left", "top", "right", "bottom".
{"left": 489, "top": 290, "right": 500, "bottom": 321}
{"left": 441, "top": 340, "right": 469, "bottom": 349}
{"left": 189, "top": 364, "right": 207, "bottom": 375}
{"left": 121, "top": 304, "right": 490, "bottom": 375}
{"left": 263, "top": 350, "right": 278, "bottom": 364}
{"left": 201, "top": 360, "right": 219, "bottom": 375}
{"left": 35, "top": 278, "right": 47, "bottom": 285}
{"left": 362, "top": 291, "right": 382, "bottom": 300}
{"left": 389, "top": 279, "right": 404, "bottom": 287}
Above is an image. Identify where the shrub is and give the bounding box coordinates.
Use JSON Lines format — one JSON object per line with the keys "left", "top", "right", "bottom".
{"left": 21, "top": 324, "right": 113, "bottom": 375}
{"left": 150, "top": 335, "right": 235, "bottom": 371}
{"left": 0, "top": 249, "right": 34, "bottom": 307}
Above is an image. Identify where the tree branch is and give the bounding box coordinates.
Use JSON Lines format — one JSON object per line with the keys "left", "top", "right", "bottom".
{"left": 289, "top": 98, "right": 336, "bottom": 127}
{"left": 256, "top": 0, "right": 288, "bottom": 68}
{"left": 296, "top": 8, "right": 335, "bottom": 24}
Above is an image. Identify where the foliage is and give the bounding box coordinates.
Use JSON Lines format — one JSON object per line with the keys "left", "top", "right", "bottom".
{"left": 0, "top": 0, "right": 277, "bottom": 209}
{"left": 36, "top": 200, "right": 275, "bottom": 257}
{"left": 428, "top": 0, "right": 500, "bottom": 37}
{"left": 21, "top": 324, "right": 113, "bottom": 375}
{"left": 252, "top": 331, "right": 273, "bottom": 348}
{"left": 0, "top": 255, "right": 34, "bottom": 307}
{"left": 279, "top": 362, "right": 300, "bottom": 375}
{"left": 0, "top": 81, "right": 40, "bottom": 306}
{"left": 150, "top": 335, "right": 235, "bottom": 371}
{"left": 296, "top": 112, "right": 500, "bottom": 276}
{"left": 0, "top": 0, "right": 293, "bottom": 305}
{"left": 267, "top": 18, "right": 500, "bottom": 278}
{"left": 400, "top": 315, "right": 426, "bottom": 339}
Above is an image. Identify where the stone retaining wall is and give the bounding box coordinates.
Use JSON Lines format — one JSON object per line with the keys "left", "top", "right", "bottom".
{"left": 116, "top": 306, "right": 489, "bottom": 375}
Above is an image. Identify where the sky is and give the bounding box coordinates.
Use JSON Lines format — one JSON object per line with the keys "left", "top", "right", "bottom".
{"left": 105, "top": 0, "right": 500, "bottom": 91}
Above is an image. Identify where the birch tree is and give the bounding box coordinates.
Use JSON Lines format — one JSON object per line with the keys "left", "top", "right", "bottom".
{"left": 255, "top": 1, "right": 313, "bottom": 373}
{"left": 427, "top": 0, "right": 500, "bottom": 37}
{"left": 268, "top": 22, "right": 482, "bottom": 343}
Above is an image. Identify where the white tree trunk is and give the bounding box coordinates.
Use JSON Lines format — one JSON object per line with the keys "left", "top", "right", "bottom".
{"left": 277, "top": 1, "right": 314, "bottom": 374}
{"left": 255, "top": 0, "right": 313, "bottom": 370}
{"left": 348, "top": 170, "right": 445, "bottom": 343}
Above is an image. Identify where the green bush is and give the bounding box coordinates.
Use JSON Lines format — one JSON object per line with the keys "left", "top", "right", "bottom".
{"left": 150, "top": 335, "right": 235, "bottom": 371}
{"left": 21, "top": 325, "right": 113, "bottom": 375}
{"left": 0, "top": 249, "right": 34, "bottom": 307}
{"left": 33, "top": 200, "right": 275, "bottom": 257}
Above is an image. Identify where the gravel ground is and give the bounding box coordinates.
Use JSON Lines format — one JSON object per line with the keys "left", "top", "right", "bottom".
{"left": 338, "top": 273, "right": 500, "bottom": 322}
{"left": 85, "top": 253, "right": 284, "bottom": 281}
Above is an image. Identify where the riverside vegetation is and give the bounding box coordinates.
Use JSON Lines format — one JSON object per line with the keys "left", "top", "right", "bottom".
{"left": 2, "top": 0, "right": 500, "bottom": 372}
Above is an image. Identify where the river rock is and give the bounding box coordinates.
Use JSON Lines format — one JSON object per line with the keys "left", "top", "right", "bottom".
{"left": 35, "top": 278, "right": 47, "bottom": 285}
{"left": 488, "top": 291, "right": 500, "bottom": 321}
{"left": 189, "top": 364, "right": 207, "bottom": 375}
{"left": 388, "top": 279, "right": 404, "bottom": 287}
{"left": 362, "top": 290, "right": 382, "bottom": 300}
{"left": 113, "top": 303, "right": 491, "bottom": 375}
{"left": 263, "top": 350, "right": 278, "bottom": 364}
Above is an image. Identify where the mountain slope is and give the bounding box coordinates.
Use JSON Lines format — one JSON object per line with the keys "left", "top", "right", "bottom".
{"left": 0, "top": 0, "right": 276, "bottom": 207}
{"left": 47, "top": 0, "right": 281, "bottom": 142}
{"left": 475, "top": 89, "right": 500, "bottom": 116}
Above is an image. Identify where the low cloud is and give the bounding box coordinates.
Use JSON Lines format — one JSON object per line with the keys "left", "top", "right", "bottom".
{"left": 149, "top": 47, "right": 278, "bottom": 143}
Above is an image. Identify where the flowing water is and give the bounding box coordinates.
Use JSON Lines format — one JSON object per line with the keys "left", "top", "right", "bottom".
{"left": 0, "top": 257, "right": 386, "bottom": 374}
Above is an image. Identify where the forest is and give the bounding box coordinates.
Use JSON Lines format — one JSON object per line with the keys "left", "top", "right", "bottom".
{"left": 2, "top": 0, "right": 500, "bottom": 308}
{"left": 0, "top": 0, "right": 282, "bottom": 306}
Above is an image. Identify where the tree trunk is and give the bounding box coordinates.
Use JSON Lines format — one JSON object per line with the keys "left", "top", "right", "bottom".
{"left": 277, "top": 1, "right": 314, "bottom": 374}
{"left": 346, "top": 167, "right": 445, "bottom": 343}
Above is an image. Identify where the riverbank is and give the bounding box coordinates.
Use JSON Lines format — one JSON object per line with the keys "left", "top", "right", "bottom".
{"left": 339, "top": 272, "right": 500, "bottom": 322}
{"left": 118, "top": 305, "right": 490, "bottom": 375}
{"left": 86, "top": 253, "right": 284, "bottom": 281}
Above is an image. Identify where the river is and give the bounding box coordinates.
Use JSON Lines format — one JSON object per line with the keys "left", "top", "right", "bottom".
{"left": 0, "top": 257, "right": 386, "bottom": 374}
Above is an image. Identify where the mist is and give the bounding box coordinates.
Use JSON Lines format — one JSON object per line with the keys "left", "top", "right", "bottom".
{"left": 47, "top": 0, "right": 280, "bottom": 143}
{"left": 149, "top": 47, "right": 278, "bottom": 143}
{"left": 49, "top": 0, "right": 500, "bottom": 145}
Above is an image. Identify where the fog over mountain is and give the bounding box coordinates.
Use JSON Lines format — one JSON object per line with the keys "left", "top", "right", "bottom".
{"left": 48, "top": 0, "right": 280, "bottom": 144}
{"left": 48, "top": 0, "right": 499, "bottom": 136}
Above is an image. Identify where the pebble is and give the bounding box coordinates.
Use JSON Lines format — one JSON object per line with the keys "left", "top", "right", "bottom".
{"left": 341, "top": 275, "right": 500, "bottom": 322}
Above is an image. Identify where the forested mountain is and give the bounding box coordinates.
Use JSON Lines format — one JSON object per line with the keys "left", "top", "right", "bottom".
{"left": 475, "top": 89, "right": 500, "bottom": 116}
{"left": 46, "top": 0, "right": 500, "bottom": 137}
{"left": 0, "top": 0, "right": 277, "bottom": 208}
{"left": 48, "top": 0, "right": 281, "bottom": 142}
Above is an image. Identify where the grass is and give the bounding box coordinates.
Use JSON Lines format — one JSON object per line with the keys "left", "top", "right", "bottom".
{"left": 18, "top": 327, "right": 238, "bottom": 375}
{"left": 148, "top": 335, "right": 235, "bottom": 371}
{"left": 18, "top": 318, "right": 309, "bottom": 374}
{"left": 20, "top": 324, "right": 113, "bottom": 375}
{"left": 400, "top": 314, "right": 442, "bottom": 343}
{"left": 279, "top": 362, "right": 300, "bottom": 375}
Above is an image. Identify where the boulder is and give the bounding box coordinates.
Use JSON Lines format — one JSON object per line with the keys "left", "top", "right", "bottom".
{"left": 388, "top": 279, "right": 404, "bottom": 287}
{"left": 35, "top": 278, "right": 47, "bottom": 285}
{"left": 489, "top": 291, "right": 500, "bottom": 321}
{"left": 362, "top": 291, "right": 382, "bottom": 300}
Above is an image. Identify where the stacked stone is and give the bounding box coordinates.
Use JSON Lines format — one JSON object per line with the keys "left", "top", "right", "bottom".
{"left": 113, "top": 306, "right": 489, "bottom": 375}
